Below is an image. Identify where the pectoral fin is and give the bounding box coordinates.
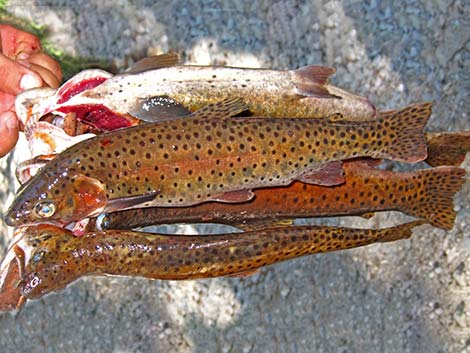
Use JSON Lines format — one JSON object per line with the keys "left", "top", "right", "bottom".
{"left": 105, "top": 192, "right": 160, "bottom": 213}
{"left": 124, "top": 53, "right": 180, "bottom": 74}
{"left": 297, "top": 161, "right": 345, "bottom": 186}
{"left": 129, "top": 95, "right": 191, "bottom": 122}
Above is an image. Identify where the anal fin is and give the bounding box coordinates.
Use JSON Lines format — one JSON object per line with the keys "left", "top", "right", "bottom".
{"left": 297, "top": 161, "right": 344, "bottom": 186}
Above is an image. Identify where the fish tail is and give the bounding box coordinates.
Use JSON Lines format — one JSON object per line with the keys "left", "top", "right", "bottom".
{"left": 372, "top": 102, "right": 432, "bottom": 163}
{"left": 425, "top": 131, "right": 470, "bottom": 167}
{"left": 400, "top": 167, "right": 466, "bottom": 230}
{"left": 377, "top": 220, "right": 426, "bottom": 243}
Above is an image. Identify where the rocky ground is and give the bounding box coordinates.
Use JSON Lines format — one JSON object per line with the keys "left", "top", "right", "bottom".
{"left": 0, "top": 1, "right": 469, "bottom": 352}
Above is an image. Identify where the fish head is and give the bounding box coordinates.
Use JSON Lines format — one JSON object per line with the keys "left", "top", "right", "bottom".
{"left": 12, "top": 225, "right": 77, "bottom": 300}
{"left": 5, "top": 171, "right": 108, "bottom": 227}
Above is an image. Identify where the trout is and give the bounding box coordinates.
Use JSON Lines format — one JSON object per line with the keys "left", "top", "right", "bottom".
{"left": 6, "top": 99, "right": 431, "bottom": 228}
{"left": 87, "top": 162, "right": 465, "bottom": 231}
{"left": 16, "top": 53, "right": 376, "bottom": 128}
{"left": 0, "top": 221, "right": 423, "bottom": 310}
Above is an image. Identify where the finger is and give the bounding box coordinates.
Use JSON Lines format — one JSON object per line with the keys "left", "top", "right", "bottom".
{"left": 28, "top": 62, "right": 60, "bottom": 88}
{"left": 24, "top": 52, "right": 62, "bottom": 83}
{"left": 0, "top": 24, "right": 41, "bottom": 58}
{"left": 0, "top": 53, "right": 43, "bottom": 95}
{"left": 0, "top": 111, "right": 19, "bottom": 158}
{"left": 0, "top": 91, "right": 16, "bottom": 112}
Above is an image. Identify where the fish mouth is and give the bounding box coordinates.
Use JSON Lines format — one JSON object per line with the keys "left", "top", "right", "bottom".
{"left": 4, "top": 213, "right": 66, "bottom": 228}
{"left": 4, "top": 211, "right": 23, "bottom": 227}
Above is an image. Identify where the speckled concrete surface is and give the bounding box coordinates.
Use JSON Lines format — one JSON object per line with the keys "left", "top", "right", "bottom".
{"left": 0, "top": 1, "right": 469, "bottom": 352}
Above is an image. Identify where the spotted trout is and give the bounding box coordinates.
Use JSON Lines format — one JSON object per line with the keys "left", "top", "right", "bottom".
{"left": 16, "top": 53, "right": 376, "bottom": 127}
{"left": 88, "top": 162, "right": 465, "bottom": 231}
{"left": 0, "top": 221, "right": 423, "bottom": 310}
{"left": 6, "top": 99, "right": 431, "bottom": 228}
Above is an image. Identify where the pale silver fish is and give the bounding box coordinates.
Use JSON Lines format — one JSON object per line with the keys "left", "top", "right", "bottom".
{"left": 16, "top": 54, "right": 376, "bottom": 128}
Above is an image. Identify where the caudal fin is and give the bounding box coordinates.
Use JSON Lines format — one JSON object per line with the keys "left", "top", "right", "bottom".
{"left": 425, "top": 131, "right": 470, "bottom": 167}
{"left": 377, "top": 220, "right": 426, "bottom": 243}
{"left": 400, "top": 167, "right": 466, "bottom": 230}
{"left": 376, "top": 102, "right": 432, "bottom": 163}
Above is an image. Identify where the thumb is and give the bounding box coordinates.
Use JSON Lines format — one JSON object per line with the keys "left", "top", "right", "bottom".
{"left": 0, "top": 53, "right": 43, "bottom": 95}
{"left": 0, "top": 111, "right": 19, "bottom": 158}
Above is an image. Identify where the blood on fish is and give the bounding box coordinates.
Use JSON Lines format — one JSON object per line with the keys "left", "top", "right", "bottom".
{"left": 56, "top": 104, "right": 133, "bottom": 131}
{"left": 100, "top": 139, "right": 112, "bottom": 147}
{"left": 57, "top": 77, "right": 108, "bottom": 104}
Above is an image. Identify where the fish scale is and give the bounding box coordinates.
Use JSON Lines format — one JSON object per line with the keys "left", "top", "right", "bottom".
{"left": 6, "top": 99, "right": 432, "bottom": 227}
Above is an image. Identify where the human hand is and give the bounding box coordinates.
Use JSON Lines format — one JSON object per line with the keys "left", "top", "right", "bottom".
{"left": 0, "top": 24, "right": 62, "bottom": 157}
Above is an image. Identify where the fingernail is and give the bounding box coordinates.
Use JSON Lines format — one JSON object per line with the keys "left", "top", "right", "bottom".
{"left": 17, "top": 52, "right": 30, "bottom": 60}
{"left": 5, "top": 114, "right": 18, "bottom": 131}
{"left": 20, "top": 74, "right": 42, "bottom": 90}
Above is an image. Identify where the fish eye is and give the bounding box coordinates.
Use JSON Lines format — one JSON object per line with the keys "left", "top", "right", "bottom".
{"left": 96, "top": 213, "right": 110, "bottom": 231}
{"left": 34, "top": 201, "right": 56, "bottom": 218}
{"left": 32, "top": 250, "right": 46, "bottom": 264}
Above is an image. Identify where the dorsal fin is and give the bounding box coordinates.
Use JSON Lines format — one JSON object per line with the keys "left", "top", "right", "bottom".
{"left": 125, "top": 53, "right": 180, "bottom": 74}
{"left": 189, "top": 98, "right": 249, "bottom": 119}
{"left": 292, "top": 65, "right": 339, "bottom": 99}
